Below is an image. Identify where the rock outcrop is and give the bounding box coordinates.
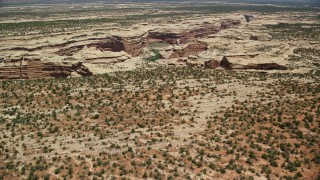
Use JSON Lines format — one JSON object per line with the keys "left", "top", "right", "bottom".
{"left": 119, "top": 34, "right": 148, "bottom": 57}
{"left": 170, "top": 42, "right": 208, "bottom": 58}
{"left": 244, "top": 15, "right": 254, "bottom": 22}
{"left": 0, "top": 60, "right": 92, "bottom": 79}
{"left": 149, "top": 22, "right": 222, "bottom": 45}
{"left": 88, "top": 37, "right": 124, "bottom": 52}
{"left": 204, "top": 60, "right": 220, "bottom": 69}
{"left": 72, "top": 46, "right": 130, "bottom": 64}
{"left": 148, "top": 31, "right": 182, "bottom": 44}
{"left": 250, "top": 35, "right": 259, "bottom": 40}
{"left": 57, "top": 45, "right": 84, "bottom": 56}
{"left": 162, "top": 55, "right": 288, "bottom": 71}
{"left": 220, "top": 56, "right": 288, "bottom": 70}
{"left": 56, "top": 34, "right": 148, "bottom": 57}
{"left": 221, "top": 19, "right": 241, "bottom": 29}
{"left": 186, "top": 56, "right": 204, "bottom": 68}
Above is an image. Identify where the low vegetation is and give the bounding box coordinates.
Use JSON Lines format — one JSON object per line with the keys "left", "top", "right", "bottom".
{"left": 145, "top": 49, "right": 162, "bottom": 62}
{"left": 265, "top": 23, "right": 320, "bottom": 41}
{"left": 0, "top": 67, "right": 319, "bottom": 179}
{"left": 0, "top": 1, "right": 319, "bottom": 179}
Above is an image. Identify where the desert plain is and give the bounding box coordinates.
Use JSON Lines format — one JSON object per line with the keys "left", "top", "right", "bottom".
{"left": 0, "top": 1, "right": 319, "bottom": 180}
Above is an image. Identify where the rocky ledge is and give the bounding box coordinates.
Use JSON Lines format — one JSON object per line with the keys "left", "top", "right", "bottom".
{"left": 159, "top": 55, "right": 288, "bottom": 71}
{"left": 0, "top": 60, "right": 92, "bottom": 79}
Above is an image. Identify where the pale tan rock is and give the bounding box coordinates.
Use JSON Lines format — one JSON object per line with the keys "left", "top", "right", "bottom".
{"left": 220, "top": 56, "right": 288, "bottom": 70}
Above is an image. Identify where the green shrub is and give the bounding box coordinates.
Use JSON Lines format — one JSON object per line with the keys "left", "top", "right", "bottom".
{"left": 54, "top": 168, "right": 60, "bottom": 174}
{"left": 145, "top": 49, "right": 162, "bottom": 62}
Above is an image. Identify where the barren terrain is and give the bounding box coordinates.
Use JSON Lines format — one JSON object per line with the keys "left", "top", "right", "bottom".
{"left": 0, "top": 1, "right": 319, "bottom": 180}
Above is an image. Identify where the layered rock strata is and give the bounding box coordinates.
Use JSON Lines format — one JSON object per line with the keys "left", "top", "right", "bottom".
{"left": 3, "top": 17, "right": 282, "bottom": 79}
{"left": 220, "top": 56, "right": 288, "bottom": 70}
{"left": 0, "top": 60, "right": 92, "bottom": 79}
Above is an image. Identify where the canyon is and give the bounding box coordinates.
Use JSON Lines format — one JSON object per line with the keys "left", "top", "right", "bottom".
{"left": 0, "top": 13, "right": 305, "bottom": 79}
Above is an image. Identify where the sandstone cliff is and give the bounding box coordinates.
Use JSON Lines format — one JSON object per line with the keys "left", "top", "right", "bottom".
{"left": 220, "top": 56, "right": 288, "bottom": 70}
{"left": 0, "top": 60, "right": 92, "bottom": 79}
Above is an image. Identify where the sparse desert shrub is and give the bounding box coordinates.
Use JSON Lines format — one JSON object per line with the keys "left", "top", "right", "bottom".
{"left": 145, "top": 49, "right": 162, "bottom": 62}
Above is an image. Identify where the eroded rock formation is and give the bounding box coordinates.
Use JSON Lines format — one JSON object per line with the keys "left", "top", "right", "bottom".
{"left": 221, "top": 19, "right": 241, "bottom": 29}
{"left": 89, "top": 37, "right": 124, "bottom": 52}
{"left": 220, "top": 56, "right": 287, "bottom": 70}
{"left": 119, "top": 34, "right": 149, "bottom": 57}
{"left": 148, "top": 31, "right": 182, "bottom": 44}
{"left": 0, "top": 60, "right": 92, "bottom": 79}
{"left": 163, "top": 55, "right": 288, "bottom": 71}
{"left": 56, "top": 35, "right": 148, "bottom": 57}
{"left": 250, "top": 35, "right": 259, "bottom": 40}
{"left": 149, "top": 22, "right": 223, "bottom": 45}
{"left": 204, "top": 60, "right": 220, "bottom": 69}
{"left": 244, "top": 15, "right": 254, "bottom": 22}
{"left": 170, "top": 42, "right": 208, "bottom": 58}
{"left": 57, "top": 45, "right": 84, "bottom": 56}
